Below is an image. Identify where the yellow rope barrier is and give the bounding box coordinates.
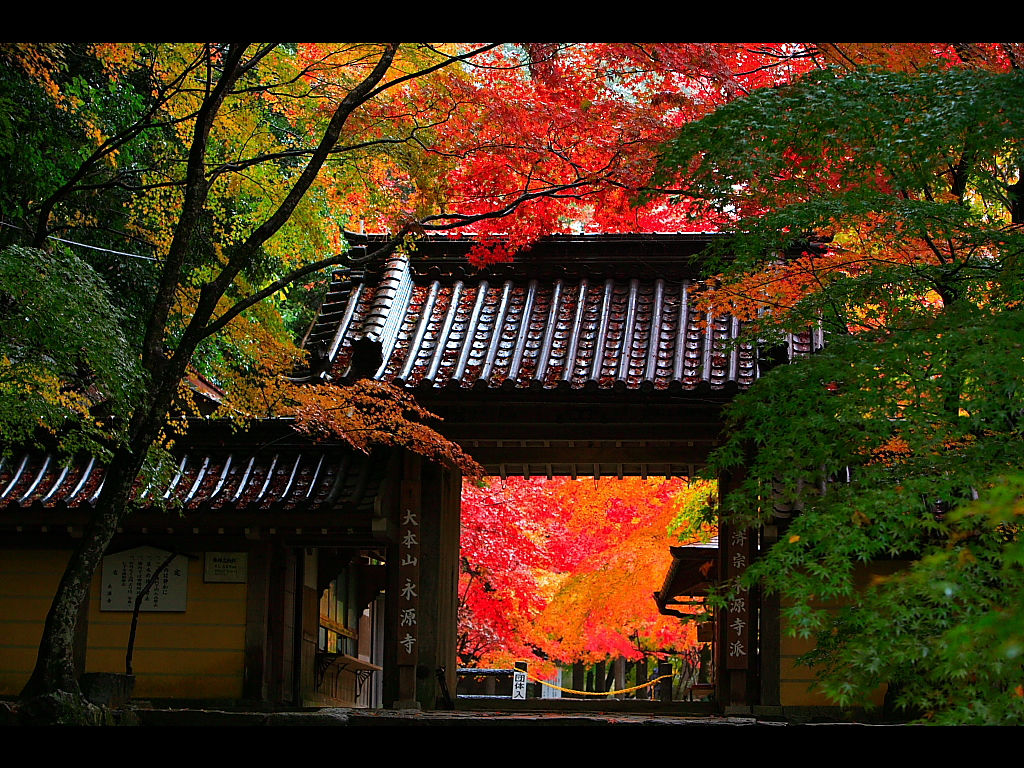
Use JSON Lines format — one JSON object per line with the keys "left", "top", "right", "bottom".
{"left": 524, "top": 673, "right": 674, "bottom": 697}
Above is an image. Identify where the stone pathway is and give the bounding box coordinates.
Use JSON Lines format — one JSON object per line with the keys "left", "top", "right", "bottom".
{"left": 132, "top": 707, "right": 887, "bottom": 726}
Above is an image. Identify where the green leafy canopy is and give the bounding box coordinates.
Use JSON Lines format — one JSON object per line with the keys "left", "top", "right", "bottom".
{"left": 0, "top": 246, "right": 144, "bottom": 457}
{"left": 653, "top": 67, "right": 1024, "bottom": 723}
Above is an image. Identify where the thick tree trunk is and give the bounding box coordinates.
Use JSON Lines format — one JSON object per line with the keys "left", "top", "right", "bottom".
{"left": 20, "top": 368, "right": 175, "bottom": 700}
{"left": 18, "top": 43, "right": 402, "bottom": 704}
{"left": 19, "top": 508, "right": 121, "bottom": 697}
{"left": 19, "top": 455, "right": 140, "bottom": 699}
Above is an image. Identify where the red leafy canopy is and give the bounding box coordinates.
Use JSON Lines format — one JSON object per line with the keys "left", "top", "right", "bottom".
{"left": 339, "top": 44, "right": 813, "bottom": 262}
{"left": 459, "top": 476, "right": 715, "bottom": 670}
{"left": 458, "top": 479, "right": 562, "bottom": 666}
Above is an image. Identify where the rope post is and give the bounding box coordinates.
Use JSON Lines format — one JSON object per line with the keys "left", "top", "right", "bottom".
{"left": 571, "top": 662, "right": 585, "bottom": 699}
{"left": 658, "top": 660, "right": 674, "bottom": 702}
{"left": 636, "top": 657, "right": 649, "bottom": 700}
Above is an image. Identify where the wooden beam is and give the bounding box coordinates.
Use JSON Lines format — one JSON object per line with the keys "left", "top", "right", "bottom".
{"left": 0, "top": 510, "right": 377, "bottom": 530}
{"left": 243, "top": 542, "right": 272, "bottom": 701}
{"left": 465, "top": 446, "right": 714, "bottom": 465}
{"left": 437, "top": 422, "right": 726, "bottom": 443}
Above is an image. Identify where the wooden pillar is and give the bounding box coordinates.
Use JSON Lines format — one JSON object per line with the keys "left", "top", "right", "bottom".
{"left": 393, "top": 451, "right": 422, "bottom": 708}
{"left": 717, "top": 467, "right": 759, "bottom": 712}
{"left": 658, "top": 660, "right": 673, "bottom": 702}
{"left": 266, "top": 541, "right": 295, "bottom": 703}
{"left": 613, "top": 657, "right": 625, "bottom": 698}
{"left": 571, "top": 662, "right": 585, "bottom": 698}
{"left": 243, "top": 541, "right": 272, "bottom": 701}
{"left": 276, "top": 545, "right": 299, "bottom": 705}
{"left": 635, "top": 657, "right": 649, "bottom": 700}
{"left": 415, "top": 459, "right": 462, "bottom": 709}
{"left": 289, "top": 548, "right": 303, "bottom": 705}
{"left": 299, "top": 548, "right": 319, "bottom": 705}
{"left": 387, "top": 452, "right": 461, "bottom": 709}
{"left": 383, "top": 535, "right": 401, "bottom": 707}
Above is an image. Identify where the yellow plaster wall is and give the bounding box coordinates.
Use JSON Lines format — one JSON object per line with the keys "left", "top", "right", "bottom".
{"left": 86, "top": 555, "right": 246, "bottom": 699}
{"left": 0, "top": 549, "right": 247, "bottom": 700}
{"left": 779, "top": 631, "right": 837, "bottom": 706}
{"left": 0, "top": 550, "right": 69, "bottom": 696}
{"left": 779, "top": 561, "right": 907, "bottom": 707}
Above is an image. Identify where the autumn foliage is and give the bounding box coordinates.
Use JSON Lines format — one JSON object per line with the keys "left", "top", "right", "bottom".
{"left": 648, "top": 44, "right": 1024, "bottom": 722}
{"left": 4, "top": 43, "right": 814, "bottom": 700}
{"left": 650, "top": 43, "right": 1024, "bottom": 333}
{"left": 9, "top": 41, "right": 1019, "bottom": 713}
{"left": 459, "top": 476, "right": 714, "bottom": 671}
{"left": 0, "top": 43, "right": 818, "bottom": 457}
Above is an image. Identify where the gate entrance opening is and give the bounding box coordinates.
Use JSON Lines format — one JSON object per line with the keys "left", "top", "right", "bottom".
{"left": 458, "top": 474, "right": 714, "bottom": 705}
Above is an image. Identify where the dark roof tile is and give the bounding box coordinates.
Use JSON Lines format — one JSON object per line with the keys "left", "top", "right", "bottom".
{"left": 0, "top": 448, "right": 386, "bottom": 514}
{"left": 312, "top": 243, "right": 820, "bottom": 393}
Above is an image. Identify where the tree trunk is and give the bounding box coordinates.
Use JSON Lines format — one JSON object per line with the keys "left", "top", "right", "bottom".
{"left": 18, "top": 43, "right": 402, "bottom": 703}
{"left": 19, "top": 426, "right": 157, "bottom": 699}
{"left": 19, "top": 519, "right": 117, "bottom": 697}
{"left": 18, "top": 457, "right": 139, "bottom": 698}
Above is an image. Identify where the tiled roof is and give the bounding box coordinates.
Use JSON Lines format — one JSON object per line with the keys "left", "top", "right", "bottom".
{"left": 304, "top": 243, "right": 822, "bottom": 394}
{"left": 0, "top": 448, "right": 387, "bottom": 515}
{"left": 655, "top": 539, "right": 720, "bottom": 614}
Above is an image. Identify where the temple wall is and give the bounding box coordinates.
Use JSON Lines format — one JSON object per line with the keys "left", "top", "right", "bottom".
{"left": 85, "top": 554, "right": 246, "bottom": 700}
{"left": 0, "top": 549, "right": 67, "bottom": 696}
{"left": 0, "top": 548, "right": 246, "bottom": 700}
{"left": 778, "top": 560, "right": 908, "bottom": 708}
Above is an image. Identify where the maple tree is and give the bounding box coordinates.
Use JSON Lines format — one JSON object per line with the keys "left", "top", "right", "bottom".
{"left": 458, "top": 478, "right": 561, "bottom": 668}
{"left": 650, "top": 50, "right": 1024, "bottom": 722}
{"left": 535, "top": 476, "right": 709, "bottom": 665}
{"left": 458, "top": 476, "right": 713, "bottom": 675}
{"left": 0, "top": 246, "right": 142, "bottom": 456}
{"left": 13, "top": 41, "right": 1002, "bottom": 714}
{"left": 0, "top": 42, "right": 814, "bottom": 707}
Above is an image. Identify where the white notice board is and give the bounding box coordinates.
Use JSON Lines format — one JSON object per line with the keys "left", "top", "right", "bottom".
{"left": 204, "top": 552, "right": 247, "bottom": 583}
{"left": 101, "top": 546, "right": 188, "bottom": 612}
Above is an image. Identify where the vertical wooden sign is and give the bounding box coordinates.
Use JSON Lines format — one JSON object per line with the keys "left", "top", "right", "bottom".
{"left": 398, "top": 504, "right": 420, "bottom": 666}
{"left": 512, "top": 661, "right": 528, "bottom": 700}
{"left": 395, "top": 453, "right": 424, "bottom": 707}
{"left": 724, "top": 525, "right": 755, "bottom": 670}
